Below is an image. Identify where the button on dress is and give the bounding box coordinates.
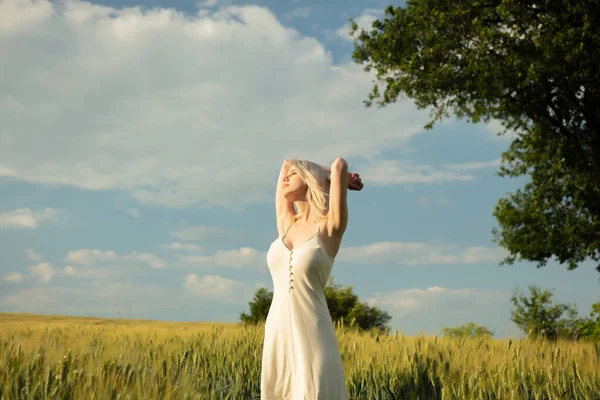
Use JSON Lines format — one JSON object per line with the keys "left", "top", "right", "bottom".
{"left": 260, "top": 222, "right": 348, "bottom": 400}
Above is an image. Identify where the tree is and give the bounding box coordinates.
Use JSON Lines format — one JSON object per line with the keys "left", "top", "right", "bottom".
{"left": 510, "top": 285, "right": 579, "bottom": 340}
{"left": 575, "top": 301, "right": 600, "bottom": 340}
{"left": 239, "top": 287, "right": 273, "bottom": 325}
{"left": 349, "top": 0, "right": 600, "bottom": 274}
{"left": 239, "top": 277, "right": 392, "bottom": 332}
{"left": 442, "top": 322, "right": 494, "bottom": 339}
{"left": 324, "top": 277, "right": 392, "bottom": 332}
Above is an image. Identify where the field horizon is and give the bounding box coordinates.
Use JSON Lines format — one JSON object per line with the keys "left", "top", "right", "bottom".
{"left": 2, "top": 311, "right": 599, "bottom": 399}
{"left": 0, "top": 312, "right": 241, "bottom": 329}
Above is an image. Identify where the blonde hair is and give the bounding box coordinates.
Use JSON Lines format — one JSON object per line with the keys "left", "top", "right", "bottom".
{"left": 292, "top": 159, "right": 330, "bottom": 223}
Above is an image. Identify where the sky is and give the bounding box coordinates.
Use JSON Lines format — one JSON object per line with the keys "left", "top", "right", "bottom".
{"left": 1, "top": 0, "right": 598, "bottom": 339}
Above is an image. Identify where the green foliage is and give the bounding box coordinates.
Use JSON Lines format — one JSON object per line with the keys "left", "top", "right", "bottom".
{"left": 576, "top": 301, "right": 600, "bottom": 340}
{"left": 324, "top": 277, "right": 392, "bottom": 332}
{"left": 239, "top": 287, "right": 273, "bottom": 325}
{"left": 510, "top": 286, "right": 600, "bottom": 341}
{"left": 350, "top": 0, "right": 600, "bottom": 273}
{"left": 510, "top": 285, "right": 580, "bottom": 340}
{"left": 239, "top": 277, "right": 392, "bottom": 332}
{"left": 442, "top": 322, "right": 494, "bottom": 339}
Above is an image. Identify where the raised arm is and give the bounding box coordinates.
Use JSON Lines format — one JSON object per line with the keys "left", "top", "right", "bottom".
{"left": 327, "top": 157, "right": 349, "bottom": 236}
{"left": 276, "top": 159, "right": 296, "bottom": 235}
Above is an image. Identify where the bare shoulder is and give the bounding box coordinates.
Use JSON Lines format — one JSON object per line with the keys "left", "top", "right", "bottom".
{"left": 318, "top": 215, "right": 345, "bottom": 260}
{"left": 323, "top": 214, "right": 346, "bottom": 239}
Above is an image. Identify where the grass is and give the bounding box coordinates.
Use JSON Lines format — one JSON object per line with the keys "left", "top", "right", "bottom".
{"left": 1, "top": 313, "right": 599, "bottom": 399}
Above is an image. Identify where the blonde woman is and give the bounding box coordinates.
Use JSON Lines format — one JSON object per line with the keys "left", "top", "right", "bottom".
{"left": 261, "top": 157, "right": 363, "bottom": 399}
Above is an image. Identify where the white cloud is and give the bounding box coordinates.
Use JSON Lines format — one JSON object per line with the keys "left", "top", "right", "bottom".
{"left": 128, "top": 252, "right": 165, "bottom": 269}
{"left": 163, "top": 242, "right": 203, "bottom": 252}
{"left": 485, "top": 119, "right": 518, "bottom": 141}
{"left": 443, "top": 158, "right": 501, "bottom": 171}
{"left": 169, "top": 225, "right": 251, "bottom": 241}
{"left": 4, "top": 273, "right": 23, "bottom": 283}
{"left": 26, "top": 248, "right": 42, "bottom": 261}
{"left": 167, "top": 239, "right": 505, "bottom": 270}
{"left": 64, "top": 249, "right": 118, "bottom": 265}
{"left": 63, "top": 265, "right": 111, "bottom": 280}
{"left": 168, "top": 238, "right": 503, "bottom": 270}
{"left": 0, "top": 0, "right": 54, "bottom": 36}
{"left": 334, "top": 9, "right": 382, "bottom": 42}
{"left": 0, "top": 0, "right": 433, "bottom": 209}
{"left": 212, "top": 247, "right": 266, "bottom": 267}
{"left": 163, "top": 236, "right": 268, "bottom": 271}
{"left": 337, "top": 242, "right": 507, "bottom": 265}
{"left": 460, "top": 247, "right": 507, "bottom": 264}
{"left": 180, "top": 246, "right": 267, "bottom": 271}
{"left": 30, "top": 262, "right": 56, "bottom": 283}
{"left": 65, "top": 249, "right": 165, "bottom": 269}
{"left": 197, "top": 0, "right": 221, "bottom": 8}
{"left": 0, "top": 281, "right": 176, "bottom": 315}
{"left": 357, "top": 159, "right": 475, "bottom": 186}
{"left": 0, "top": 276, "right": 266, "bottom": 317}
{"left": 183, "top": 273, "right": 255, "bottom": 303}
{"left": 368, "top": 286, "right": 509, "bottom": 317}
{"left": 0, "top": 208, "right": 60, "bottom": 228}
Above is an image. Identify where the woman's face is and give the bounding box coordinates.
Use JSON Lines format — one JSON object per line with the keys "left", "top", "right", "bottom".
{"left": 282, "top": 167, "right": 307, "bottom": 200}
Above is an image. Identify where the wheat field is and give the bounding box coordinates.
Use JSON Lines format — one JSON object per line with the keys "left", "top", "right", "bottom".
{"left": 1, "top": 313, "right": 599, "bottom": 399}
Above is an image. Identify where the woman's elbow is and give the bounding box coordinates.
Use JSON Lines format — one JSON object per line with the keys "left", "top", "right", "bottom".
{"left": 332, "top": 157, "right": 348, "bottom": 169}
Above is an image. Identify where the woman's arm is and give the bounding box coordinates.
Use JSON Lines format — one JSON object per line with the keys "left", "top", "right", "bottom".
{"left": 327, "top": 157, "right": 349, "bottom": 235}
{"left": 315, "top": 162, "right": 362, "bottom": 191}
{"left": 276, "top": 159, "right": 296, "bottom": 235}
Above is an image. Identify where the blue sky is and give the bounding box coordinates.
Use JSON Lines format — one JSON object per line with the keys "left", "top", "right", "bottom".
{"left": 1, "top": 0, "right": 598, "bottom": 338}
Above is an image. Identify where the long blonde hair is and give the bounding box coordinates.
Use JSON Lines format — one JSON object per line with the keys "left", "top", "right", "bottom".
{"left": 292, "top": 159, "right": 330, "bottom": 223}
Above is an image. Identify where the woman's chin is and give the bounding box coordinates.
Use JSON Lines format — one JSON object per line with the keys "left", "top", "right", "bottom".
{"left": 283, "top": 192, "right": 296, "bottom": 201}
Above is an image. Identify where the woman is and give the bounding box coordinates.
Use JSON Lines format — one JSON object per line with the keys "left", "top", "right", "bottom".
{"left": 260, "top": 157, "right": 363, "bottom": 399}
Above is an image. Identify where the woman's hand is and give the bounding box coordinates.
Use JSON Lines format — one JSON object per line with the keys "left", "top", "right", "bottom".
{"left": 320, "top": 160, "right": 362, "bottom": 191}
{"left": 325, "top": 170, "right": 362, "bottom": 190}
{"left": 348, "top": 172, "right": 363, "bottom": 191}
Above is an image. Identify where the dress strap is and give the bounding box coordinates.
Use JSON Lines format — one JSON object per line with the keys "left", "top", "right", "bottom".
{"left": 282, "top": 223, "right": 293, "bottom": 239}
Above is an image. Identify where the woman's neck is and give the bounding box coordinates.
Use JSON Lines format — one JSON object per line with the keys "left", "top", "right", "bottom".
{"left": 294, "top": 201, "right": 312, "bottom": 225}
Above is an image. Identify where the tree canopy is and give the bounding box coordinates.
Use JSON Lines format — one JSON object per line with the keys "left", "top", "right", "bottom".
{"left": 442, "top": 322, "right": 494, "bottom": 339}
{"left": 509, "top": 285, "right": 600, "bottom": 341}
{"left": 510, "top": 285, "right": 579, "bottom": 340}
{"left": 239, "top": 277, "right": 392, "bottom": 332}
{"left": 239, "top": 287, "right": 273, "bottom": 325}
{"left": 577, "top": 301, "right": 600, "bottom": 339}
{"left": 350, "top": 0, "right": 600, "bottom": 274}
